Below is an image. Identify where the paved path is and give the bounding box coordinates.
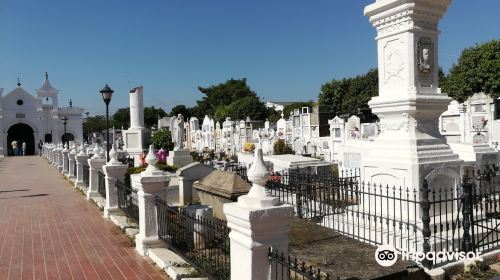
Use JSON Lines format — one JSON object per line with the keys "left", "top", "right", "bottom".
{"left": 0, "top": 156, "right": 169, "bottom": 280}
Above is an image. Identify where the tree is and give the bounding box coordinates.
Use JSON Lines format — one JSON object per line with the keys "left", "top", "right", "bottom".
{"left": 442, "top": 39, "right": 500, "bottom": 102}
{"left": 112, "top": 108, "right": 130, "bottom": 129}
{"left": 170, "top": 105, "right": 191, "bottom": 119}
{"left": 283, "top": 102, "right": 315, "bottom": 118}
{"left": 225, "top": 95, "right": 268, "bottom": 121}
{"left": 83, "top": 115, "right": 107, "bottom": 141}
{"left": 273, "top": 139, "right": 293, "bottom": 155}
{"left": 144, "top": 106, "right": 167, "bottom": 128}
{"left": 150, "top": 128, "right": 174, "bottom": 150}
{"left": 318, "top": 69, "right": 379, "bottom": 122}
{"left": 267, "top": 107, "right": 281, "bottom": 123}
{"left": 193, "top": 78, "right": 266, "bottom": 120}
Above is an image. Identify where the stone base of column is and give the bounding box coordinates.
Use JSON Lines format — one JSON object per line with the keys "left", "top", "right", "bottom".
{"left": 75, "top": 180, "right": 85, "bottom": 189}
{"left": 86, "top": 190, "right": 99, "bottom": 200}
{"left": 167, "top": 149, "right": 193, "bottom": 168}
{"left": 224, "top": 202, "right": 294, "bottom": 280}
{"left": 104, "top": 206, "right": 120, "bottom": 219}
{"left": 136, "top": 236, "right": 162, "bottom": 256}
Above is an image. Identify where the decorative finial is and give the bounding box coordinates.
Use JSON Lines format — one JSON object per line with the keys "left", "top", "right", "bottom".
{"left": 78, "top": 141, "right": 86, "bottom": 156}
{"left": 238, "top": 142, "right": 279, "bottom": 208}
{"left": 69, "top": 99, "right": 73, "bottom": 107}
{"left": 108, "top": 137, "right": 121, "bottom": 165}
{"left": 17, "top": 77, "right": 21, "bottom": 87}
{"left": 142, "top": 145, "right": 162, "bottom": 176}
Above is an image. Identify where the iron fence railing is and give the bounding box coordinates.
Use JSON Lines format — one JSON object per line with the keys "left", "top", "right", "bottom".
{"left": 116, "top": 180, "right": 139, "bottom": 222}
{"left": 98, "top": 171, "right": 106, "bottom": 199}
{"left": 269, "top": 248, "right": 330, "bottom": 280}
{"left": 156, "top": 197, "right": 230, "bottom": 280}
{"left": 225, "top": 163, "right": 249, "bottom": 182}
{"left": 83, "top": 163, "right": 90, "bottom": 186}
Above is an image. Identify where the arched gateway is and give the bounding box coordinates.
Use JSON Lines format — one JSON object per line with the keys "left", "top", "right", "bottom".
{"left": 7, "top": 123, "right": 35, "bottom": 155}
{"left": 0, "top": 73, "right": 84, "bottom": 157}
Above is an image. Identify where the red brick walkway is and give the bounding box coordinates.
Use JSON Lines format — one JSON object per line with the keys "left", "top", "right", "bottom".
{"left": 0, "top": 156, "right": 169, "bottom": 280}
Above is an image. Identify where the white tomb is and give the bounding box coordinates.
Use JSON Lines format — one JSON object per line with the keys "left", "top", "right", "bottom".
{"left": 122, "top": 86, "right": 147, "bottom": 166}
{"left": 346, "top": 0, "right": 463, "bottom": 192}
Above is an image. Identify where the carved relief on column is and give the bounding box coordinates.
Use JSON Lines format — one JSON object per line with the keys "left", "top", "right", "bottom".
{"left": 416, "top": 37, "right": 435, "bottom": 88}
{"left": 383, "top": 39, "right": 405, "bottom": 88}
{"left": 378, "top": 113, "right": 410, "bottom": 133}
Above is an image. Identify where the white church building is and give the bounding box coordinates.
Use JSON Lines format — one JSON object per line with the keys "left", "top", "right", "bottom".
{"left": 0, "top": 73, "right": 84, "bottom": 156}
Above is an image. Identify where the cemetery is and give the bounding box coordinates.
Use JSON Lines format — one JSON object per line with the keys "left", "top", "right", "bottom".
{"left": 1, "top": 0, "right": 500, "bottom": 279}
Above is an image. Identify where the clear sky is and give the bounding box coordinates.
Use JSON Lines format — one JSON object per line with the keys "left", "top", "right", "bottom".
{"left": 0, "top": 0, "right": 499, "bottom": 115}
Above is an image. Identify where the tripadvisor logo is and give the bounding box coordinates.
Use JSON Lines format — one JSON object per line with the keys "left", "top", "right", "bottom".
{"left": 375, "top": 244, "right": 398, "bottom": 267}
{"left": 375, "top": 244, "right": 482, "bottom": 267}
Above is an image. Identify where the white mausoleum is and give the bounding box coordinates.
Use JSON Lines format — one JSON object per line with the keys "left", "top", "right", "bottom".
{"left": 0, "top": 73, "right": 84, "bottom": 156}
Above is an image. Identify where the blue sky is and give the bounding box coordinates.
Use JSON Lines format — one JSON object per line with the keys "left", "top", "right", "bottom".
{"left": 0, "top": 0, "right": 499, "bottom": 115}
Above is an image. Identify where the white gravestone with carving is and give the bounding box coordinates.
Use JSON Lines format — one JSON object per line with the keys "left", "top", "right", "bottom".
{"left": 167, "top": 114, "right": 192, "bottom": 168}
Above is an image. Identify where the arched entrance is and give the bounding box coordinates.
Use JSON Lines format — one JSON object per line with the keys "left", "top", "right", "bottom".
{"left": 7, "top": 123, "right": 35, "bottom": 156}
{"left": 61, "top": 133, "right": 74, "bottom": 144}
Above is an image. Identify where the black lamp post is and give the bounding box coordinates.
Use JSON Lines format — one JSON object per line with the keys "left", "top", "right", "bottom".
{"left": 62, "top": 116, "right": 68, "bottom": 146}
{"left": 100, "top": 84, "right": 114, "bottom": 161}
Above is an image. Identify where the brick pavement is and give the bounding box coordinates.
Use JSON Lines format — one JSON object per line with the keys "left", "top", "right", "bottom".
{"left": 0, "top": 156, "right": 170, "bottom": 280}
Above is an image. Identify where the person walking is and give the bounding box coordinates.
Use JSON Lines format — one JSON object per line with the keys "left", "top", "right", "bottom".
{"left": 22, "top": 142, "right": 26, "bottom": 156}
{"left": 11, "top": 140, "right": 18, "bottom": 156}
{"left": 38, "top": 140, "right": 43, "bottom": 156}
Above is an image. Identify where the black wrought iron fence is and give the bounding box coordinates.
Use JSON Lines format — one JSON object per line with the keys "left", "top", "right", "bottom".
{"left": 83, "top": 163, "right": 90, "bottom": 186}
{"left": 116, "top": 180, "right": 139, "bottom": 222}
{"left": 72, "top": 160, "right": 77, "bottom": 177}
{"left": 156, "top": 197, "right": 230, "bottom": 280}
{"left": 269, "top": 248, "right": 330, "bottom": 280}
{"left": 466, "top": 165, "right": 500, "bottom": 254}
{"left": 98, "top": 171, "right": 106, "bottom": 198}
{"left": 225, "top": 163, "right": 249, "bottom": 182}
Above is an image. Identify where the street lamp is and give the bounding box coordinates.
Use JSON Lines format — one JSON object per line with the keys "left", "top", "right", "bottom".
{"left": 100, "top": 84, "right": 114, "bottom": 161}
{"left": 62, "top": 116, "right": 68, "bottom": 145}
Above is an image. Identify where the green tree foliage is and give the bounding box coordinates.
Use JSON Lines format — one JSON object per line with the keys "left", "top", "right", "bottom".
{"left": 283, "top": 102, "right": 315, "bottom": 118}
{"left": 191, "top": 78, "right": 268, "bottom": 122}
{"left": 267, "top": 107, "right": 281, "bottom": 123}
{"left": 150, "top": 128, "right": 174, "bottom": 150}
{"left": 83, "top": 115, "right": 107, "bottom": 140}
{"left": 273, "top": 139, "right": 293, "bottom": 155}
{"left": 112, "top": 108, "right": 130, "bottom": 129}
{"left": 170, "top": 105, "right": 192, "bottom": 119}
{"left": 318, "top": 69, "right": 379, "bottom": 122}
{"left": 442, "top": 39, "right": 500, "bottom": 102}
{"left": 144, "top": 106, "right": 167, "bottom": 128}
{"left": 112, "top": 106, "right": 167, "bottom": 129}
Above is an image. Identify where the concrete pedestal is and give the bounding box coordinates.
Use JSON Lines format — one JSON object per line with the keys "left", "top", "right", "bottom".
{"left": 75, "top": 153, "right": 88, "bottom": 188}
{"left": 62, "top": 149, "right": 70, "bottom": 175}
{"left": 224, "top": 202, "right": 294, "bottom": 280}
{"left": 167, "top": 149, "right": 193, "bottom": 168}
{"left": 132, "top": 172, "right": 171, "bottom": 256}
{"left": 103, "top": 163, "right": 128, "bottom": 219}
{"left": 68, "top": 152, "right": 76, "bottom": 179}
{"left": 86, "top": 158, "right": 106, "bottom": 200}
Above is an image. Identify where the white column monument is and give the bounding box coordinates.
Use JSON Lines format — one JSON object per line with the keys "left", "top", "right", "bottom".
{"left": 122, "top": 86, "right": 147, "bottom": 167}
{"left": 223, "top": 143, "right": 294, "bottom": 280}
{"left": 359, "top": 0, "right": 462, "bottom": 192}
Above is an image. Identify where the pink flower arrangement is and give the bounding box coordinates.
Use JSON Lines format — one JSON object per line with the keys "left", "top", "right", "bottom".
{"left": 156, "top": 148, "right": 167, "bottom": 164}
{"left": 139, "top": 151, "right": 147, "bottom": 167}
